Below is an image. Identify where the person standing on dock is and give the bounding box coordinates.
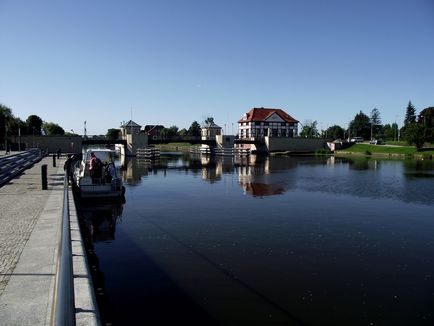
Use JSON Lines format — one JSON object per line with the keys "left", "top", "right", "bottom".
{"left": 63, "top": 154, "right": 77, "bottom": 184}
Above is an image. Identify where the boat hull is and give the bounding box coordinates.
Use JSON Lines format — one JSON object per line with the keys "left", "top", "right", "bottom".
{"left": 78, "top": 178, "right": 124, "bottom": 199}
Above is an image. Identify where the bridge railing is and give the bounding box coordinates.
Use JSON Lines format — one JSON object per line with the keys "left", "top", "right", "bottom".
{"left": 51, "top": 172, "right": 76, "bottom": 326}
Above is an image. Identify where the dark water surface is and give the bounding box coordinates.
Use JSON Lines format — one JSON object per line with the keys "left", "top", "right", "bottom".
{"left": 78, "top": 155, "right": 434, "bottom": 325}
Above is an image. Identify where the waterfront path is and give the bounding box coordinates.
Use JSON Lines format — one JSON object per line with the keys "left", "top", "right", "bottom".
{"left": 0, "top": 156, "right": 64, "bottom": 325}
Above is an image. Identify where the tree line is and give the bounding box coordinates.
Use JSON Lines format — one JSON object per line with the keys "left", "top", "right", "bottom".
{"left": 2, "top": 101, "right": 433, "bottom": 151}
{"left": 300, "top": 101, "right": 433, "bottom": 150}
{"left": 1, "top": 104, "right": 69, "bottom": 150}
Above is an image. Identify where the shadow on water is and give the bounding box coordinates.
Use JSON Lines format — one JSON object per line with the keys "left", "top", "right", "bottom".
{"left": 76, "top": 199, "right": 217, "bottom": 325}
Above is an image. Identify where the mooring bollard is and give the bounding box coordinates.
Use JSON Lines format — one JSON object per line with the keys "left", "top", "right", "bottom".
{"left": 41, "top": 164, "right": 48, "bottom": 190}
{"left": 52, "top": 154, "right": 56, "bottom": 167}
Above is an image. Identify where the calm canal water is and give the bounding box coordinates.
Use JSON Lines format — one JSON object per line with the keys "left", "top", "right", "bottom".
{"left": 78, "top": 154, "right": 434, "bottom": 325}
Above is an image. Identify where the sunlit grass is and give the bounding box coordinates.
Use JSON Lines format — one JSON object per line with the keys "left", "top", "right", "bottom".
{"left": 338, "top": 144, "right": 434, "bottom": 156}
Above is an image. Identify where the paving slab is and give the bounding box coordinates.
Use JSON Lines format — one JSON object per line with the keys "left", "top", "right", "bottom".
{"left": 0, "top": 156, "right": 64, "bottom": 325}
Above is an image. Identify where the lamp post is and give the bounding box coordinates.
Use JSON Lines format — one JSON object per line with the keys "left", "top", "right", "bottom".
{"left": 4, "top": 122, "right": 7, "bottom": 154}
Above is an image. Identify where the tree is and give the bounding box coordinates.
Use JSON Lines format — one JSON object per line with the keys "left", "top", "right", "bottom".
{"left": 168, "top": 125, "right": 179, "bottom": 137}
{"left": 406, "top": 123, "right": 425, "bottom": 150}
{"left": 325, "top": 125, "right": 344, "bottom": 139}
{"left": 418, "top": 107, "right": 434, "bottom": 144}
{"left": 350, "top": 111, "right": 370, "bottom": 140}
{"left": 106, "top": 128, "right": 120, "bottom": 140}
{"left": 370, "top": 108, "right": 383, "bottom": 140}
{"left": 204, "top": 117, "right": 214, "bottom": 125}
{"left": 42, "top": 122, "right": 65, "bottom": 135}
{"left": 178, "top": 128, "right": 188, "bottom": 137}
{"left": 26, "top": 115, "right": 43, "bottom": 135}
{"left": 404, "top": 101, "right": 416, "bottom": 126}
{"left": 188, "top": 121, "right": 201, "bottom": 137}
{"left": 300, "top": 120, "right": 319, "bottom": 138}
{"left": 0, "top": 104, "right": 13, "bottom": 123}
{"left": 160, "top": 125, "right": 179, "bottom": 138}
{"left": 383, "top": 123, "right": 397, "bottom": 141}
{"left": 0, "top": 104, "right": 13, "bottom": 148}
{"left": 402, "top": 101, "right": 417, "bottom": 141}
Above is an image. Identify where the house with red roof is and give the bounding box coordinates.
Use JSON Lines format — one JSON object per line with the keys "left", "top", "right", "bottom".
{"left": 238, "top": 107, "right": 299, "bottom": 139}
{"left": 144, "top": 125, "right": 165, "bottom": 138}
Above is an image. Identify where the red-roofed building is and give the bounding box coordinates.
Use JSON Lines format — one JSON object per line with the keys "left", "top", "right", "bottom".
{"left": 144, "top": 125, "right": 165, "bottom": 138}
{"left": 238, "top": 107, "right": 298, "bottom": 139}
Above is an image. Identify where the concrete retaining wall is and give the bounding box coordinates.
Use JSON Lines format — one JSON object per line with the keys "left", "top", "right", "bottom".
{"left": 265, "top": 137, "right": 329, "bottom": 152}
{"left": 127, "top": 134, "right": 148, "bottom": 156}
{"left": 69, "top": 189, "right": 101, "bottom": 326}
{"left": 13, "top": 135, "right": 83, "bottom": 153}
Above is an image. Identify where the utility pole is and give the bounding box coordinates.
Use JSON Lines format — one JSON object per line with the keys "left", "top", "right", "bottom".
{"left": 4, "top": 122, "right": 7, "bottom": 154}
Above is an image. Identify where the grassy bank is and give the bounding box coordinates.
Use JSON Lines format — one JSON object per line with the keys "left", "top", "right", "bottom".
{"left": 336, "top": 143, "right": 434, "bottom": 159}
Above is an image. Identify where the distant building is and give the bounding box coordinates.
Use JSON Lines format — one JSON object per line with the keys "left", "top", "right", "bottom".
{"left": 144, "top": 125, "right": 165, "bottom": 138}
{"left": 201, "top": 120, "right": 222, "bottom": 140}
{"left": 120, "top": 120, "right": 141, "bottom": 136}
{"left": 120, "top": 120, "right": 145, "bottom": 156}
{"left": 238, "top": 107, "right": 298, "bottom": 139}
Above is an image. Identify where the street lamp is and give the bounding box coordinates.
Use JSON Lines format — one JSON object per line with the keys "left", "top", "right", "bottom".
{"left": 4, "top": 122, "right": 7, "bottom": 154}
{"left": 395, "top": 115, "right": 400, "bottom": 142}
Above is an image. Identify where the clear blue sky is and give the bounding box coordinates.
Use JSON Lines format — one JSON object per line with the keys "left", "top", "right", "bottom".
{"left": 1, "top": 0, "right": 433, "bottom": 135}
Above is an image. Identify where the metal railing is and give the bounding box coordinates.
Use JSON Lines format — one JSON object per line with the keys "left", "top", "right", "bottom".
{"left": 51, "top": 173, "right": 76, "bottom": 326}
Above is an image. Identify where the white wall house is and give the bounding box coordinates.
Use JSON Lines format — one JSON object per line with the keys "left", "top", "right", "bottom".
{"left": 238, "top": 107, "right": 299, "bottom": 139}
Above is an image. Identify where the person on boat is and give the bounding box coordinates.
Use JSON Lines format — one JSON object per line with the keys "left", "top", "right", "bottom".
{"left": 104, "top": 162, "right": 116, "bottom": 183}
{"left": 89, "top": 152, "right": 103, "bottom": 179}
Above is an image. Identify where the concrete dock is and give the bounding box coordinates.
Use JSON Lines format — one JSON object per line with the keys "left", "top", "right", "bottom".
{"left": 0, "top": 155, "right": 99, "bottom": 325}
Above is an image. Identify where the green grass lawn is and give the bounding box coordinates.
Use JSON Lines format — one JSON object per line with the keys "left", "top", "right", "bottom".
{"left": 337, "top": 143, "right": 434, "bottom": 157}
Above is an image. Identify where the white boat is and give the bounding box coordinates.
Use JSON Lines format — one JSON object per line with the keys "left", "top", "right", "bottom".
{"left": 73, "top": 148, "right": 125, "bottom": 199}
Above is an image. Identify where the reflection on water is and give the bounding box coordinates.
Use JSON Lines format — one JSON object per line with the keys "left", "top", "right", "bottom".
{"left": 122, "top": 154, "right": 434, "bottom": 204}
{"left": 80, "top": 154, "right": 434, "bottom": 325}
{"left": 79, "top": 202, "right": 124, "bottom": 242}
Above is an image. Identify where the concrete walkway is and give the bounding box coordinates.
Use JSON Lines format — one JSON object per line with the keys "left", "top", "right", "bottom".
{"left": 0, "top": 156, "right": 64, "bottom": 325}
